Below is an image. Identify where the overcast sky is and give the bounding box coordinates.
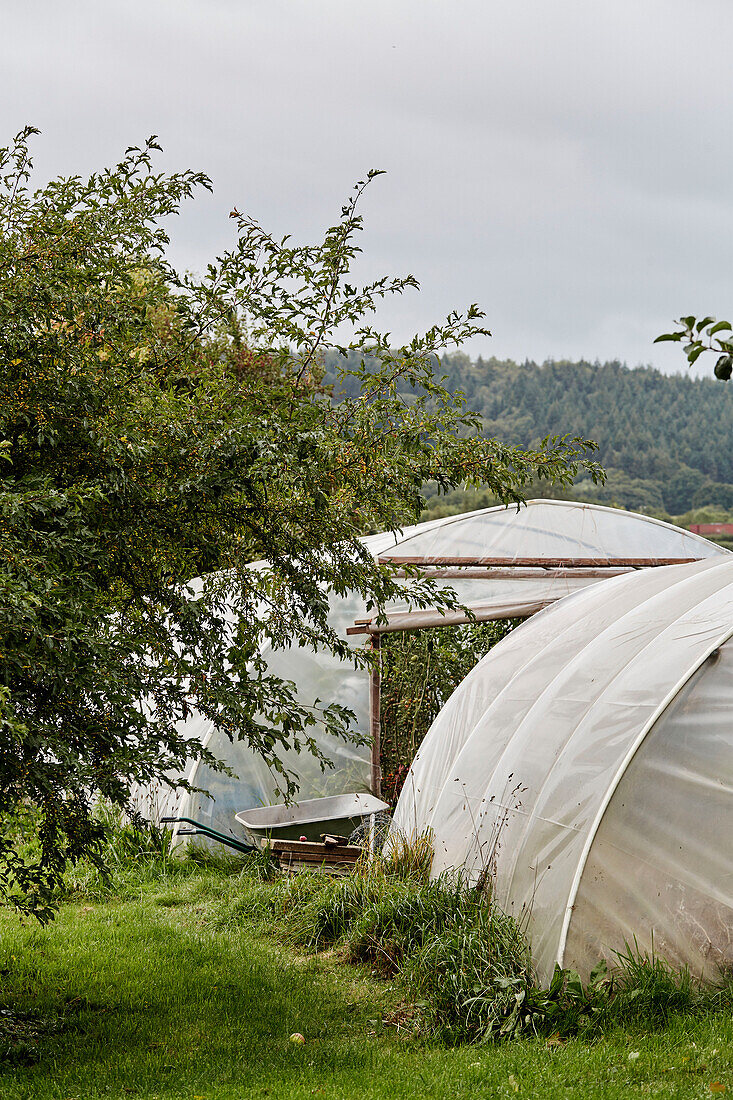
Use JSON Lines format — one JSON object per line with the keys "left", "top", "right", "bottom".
{"left": 4, "top": 0, "right": 732, "bottom": 372}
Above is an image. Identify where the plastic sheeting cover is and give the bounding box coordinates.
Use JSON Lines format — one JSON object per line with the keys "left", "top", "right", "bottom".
{"left": 564, "top": 638, "right": 733, "bottom": 978}
{"left": 392, "top": 565, "right": 694, "bottom": 840}
{"left": 381, "top": 500, "right": 727, "bottom": 563}
{"left": 394, "top": 558, "right": 733, "bottom": 982}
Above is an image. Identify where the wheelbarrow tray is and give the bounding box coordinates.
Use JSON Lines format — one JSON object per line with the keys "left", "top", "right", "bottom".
{"left": 235, "top": 792, "right": 389, "bottom": 847}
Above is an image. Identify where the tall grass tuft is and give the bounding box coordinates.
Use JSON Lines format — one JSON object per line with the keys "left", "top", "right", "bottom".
{"left": 406, "top": 891, "right": 537, "bottom": 1041}
{"left": 604, "top": 944, "right": 698, "bottom": 1027}
{"left": 267, "top": 832, "right": 541, "bottom": 1041}
{"left": 64, "top": 802, "right": 175, "bottom": 900}
{"left": 378, "top": 828, "right": 435, "bottom": 883}
{"left": 263, "top": 833, "right": 733, "bottom": 1044}
{"left": 65, "top": 803, "right": 247, "bottom": 901}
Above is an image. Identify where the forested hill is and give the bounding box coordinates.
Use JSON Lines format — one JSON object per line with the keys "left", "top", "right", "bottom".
{"left": 322, "top": 352, "right": 733, "bottom": 516}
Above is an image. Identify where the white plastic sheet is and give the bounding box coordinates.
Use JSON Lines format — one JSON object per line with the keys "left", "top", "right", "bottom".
{"left": 382, "top": 500, "right": 724, "bottom": 564}
{"left": 393, "top": 566, "right": 696, "bottom": 842}
{"left": 565, "top": 639, "right": 733, "bottom": 978}
{"left": 394, "top": 558, "right": 733, "bottom": 982}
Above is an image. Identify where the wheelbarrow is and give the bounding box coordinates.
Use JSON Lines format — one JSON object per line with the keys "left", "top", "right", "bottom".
{"left": 235, "top": 792, "right": 389, "bottom": 848}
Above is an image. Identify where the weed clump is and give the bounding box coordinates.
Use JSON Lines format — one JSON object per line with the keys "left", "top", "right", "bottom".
{"left": 264, "top": 831, "right": 733, "bottom": 1044}
{"left": 269, "top": 831, "right": 540, "bottom": 1041}
{"left": 549, "top": 945, "right": 733, "bottom": 1034}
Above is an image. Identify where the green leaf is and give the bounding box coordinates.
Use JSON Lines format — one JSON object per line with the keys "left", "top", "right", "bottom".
{"left": 714, "top": 355, "right": 733, "bottom": 380}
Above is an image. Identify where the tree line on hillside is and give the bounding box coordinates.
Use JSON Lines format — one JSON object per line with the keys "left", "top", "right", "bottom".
{"left": 322, "top": 352, "right": 733, "bottom": 516}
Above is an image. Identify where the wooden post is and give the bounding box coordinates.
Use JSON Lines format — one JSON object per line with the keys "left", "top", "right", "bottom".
{"left": 369, "top": 633, "right": 381, "bottom": 798}
{"left": 379, "top": 555, "right": 695, "bottom": 568}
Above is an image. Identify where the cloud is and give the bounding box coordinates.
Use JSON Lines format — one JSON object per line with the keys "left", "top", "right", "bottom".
{"left": 4, "top": 0, "right": 732, "bottom": 372}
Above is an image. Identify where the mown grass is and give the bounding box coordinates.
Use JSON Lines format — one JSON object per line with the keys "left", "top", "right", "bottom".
{"left": 2, "top": 849, "right": 733, "bottom": 1098}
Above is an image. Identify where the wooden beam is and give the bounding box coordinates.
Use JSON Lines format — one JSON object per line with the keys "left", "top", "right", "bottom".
{"left": 347, "top": 601, "right": 552, "bottom": 637}
{"left": 270, "top": 838, "right": 361, "bottom": 859}
{"left": 379, "top": 555, "right": 697, "bottom": 568}
{"left": 389, "top": 566, "right": 632, "bottom": 580}
{"left": 369, "top": 634, "right": 381, "bottom": 798}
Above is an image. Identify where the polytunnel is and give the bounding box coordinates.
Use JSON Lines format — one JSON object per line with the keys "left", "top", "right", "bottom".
{"left": 393, "top": 556, "right": 733, "bottom": 983}
{"left": 133, "top": 500, "right": 726, "bottom": 847}
{"left": 357, "top": 498, "right": 725, "bottom": 631}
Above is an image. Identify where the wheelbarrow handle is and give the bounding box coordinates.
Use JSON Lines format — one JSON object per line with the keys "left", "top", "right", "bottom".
{"left": 159, "top": 816, "right": 255, "bottom": 854}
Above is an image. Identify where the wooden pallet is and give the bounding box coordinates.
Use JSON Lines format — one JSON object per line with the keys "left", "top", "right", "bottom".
{"left": 269, "top": 837, "right": 363, "bottom": 874}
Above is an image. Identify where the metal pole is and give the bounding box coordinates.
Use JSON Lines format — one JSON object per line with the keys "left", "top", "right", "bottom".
{"left": 369, "top": 633, "right": 381, "bottom": 798}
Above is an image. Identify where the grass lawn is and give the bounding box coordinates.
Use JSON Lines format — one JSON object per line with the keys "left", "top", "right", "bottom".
{"left": 2, "top": 863, "right": 733, "bottom": 1099}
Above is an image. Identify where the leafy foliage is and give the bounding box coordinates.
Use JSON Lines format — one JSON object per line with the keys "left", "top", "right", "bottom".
{"left": 379, "top": 622, "right": 518, "bottom": 805}
{"left": 0, "top": 129, "right": 601, "bottom": 919}
{"left": 656, "top": 316, "right": 733, "bottom": 379}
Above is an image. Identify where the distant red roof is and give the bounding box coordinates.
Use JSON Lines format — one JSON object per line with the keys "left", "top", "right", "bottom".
{"left": 689, "top": 523, "right": 733, "bottom": 536}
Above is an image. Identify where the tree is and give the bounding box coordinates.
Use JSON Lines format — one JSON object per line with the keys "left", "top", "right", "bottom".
{"left": 0, "top": 129, "right": 602, "bottom": 919}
